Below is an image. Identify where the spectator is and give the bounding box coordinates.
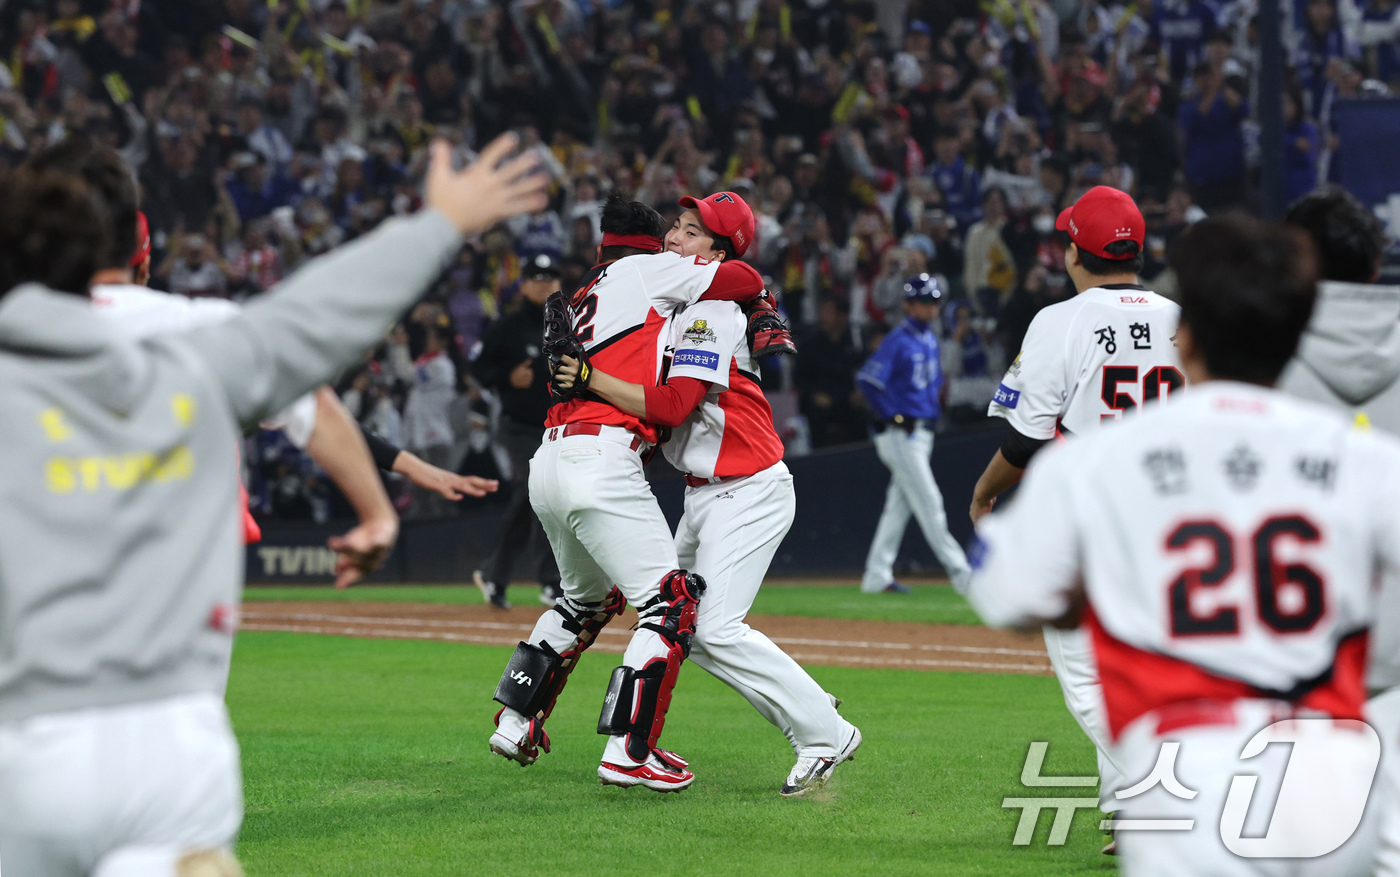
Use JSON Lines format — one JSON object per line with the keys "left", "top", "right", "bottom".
{"left": 795, "top": 298, "right": 868, "bottom": 448}
{"left": 1178, "top": 61, "right": 1248, "bottom": 211}
{"left": 927, "top": 127, "right": 981, "bottom": 230}
{"left": 1151, "top": 0, "right": 1219, "bottom": 81}
{"left": 1283, "top": 86, "right": 1322, "bottom": 205}
{"left": 161, "top": 233, "right": 227, "bottom": 299}
{"left": 963, "top": 188, "right": 1018, "bottom": 317}
{"left": 393, "top": 322, "right": 457, "bottom": 518}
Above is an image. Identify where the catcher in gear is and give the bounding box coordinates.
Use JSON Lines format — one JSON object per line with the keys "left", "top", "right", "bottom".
{"left": 488, "top": 193, "right": 767, "bottom": 791}
{"left": 551, "top": 191, "right": 862, "bottom": 797}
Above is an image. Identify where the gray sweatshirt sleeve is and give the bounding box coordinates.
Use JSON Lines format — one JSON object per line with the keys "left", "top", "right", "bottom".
{"left": 171, "top": 210, "right": 462, "bottom": 428}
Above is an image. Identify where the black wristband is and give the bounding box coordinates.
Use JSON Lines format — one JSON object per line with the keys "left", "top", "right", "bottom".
{"left": 361, "top": 427, "right": 404, "bottom": 472}
{"left": 1000, "top": 426, "right": 1050, "bottom": 469}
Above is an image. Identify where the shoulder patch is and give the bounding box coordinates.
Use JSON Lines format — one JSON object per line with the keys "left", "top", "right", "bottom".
{"left": 674, "top": 349, "right": 720, "bottom": 370}
{"left": 992, "top": 383, "right": 1020, "bottom": 408}
{"left": 682, "top": 319, "right": 717, "bottom": 343}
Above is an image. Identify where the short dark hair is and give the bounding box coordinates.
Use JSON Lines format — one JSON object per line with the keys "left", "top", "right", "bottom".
{"left": 25, "top": 136, "right": 138, "bottom": 272}
{"left": 599, "top": 191, "right": 666, "bottom": 262}
{"left": 1284, "top": 185, "right": 1387, "bottom": 283}
{"left": 709, "top": 232, "right": 739, "bottom": 263}
{"left": 1077, "top": 239, "right": 1144, "bottom": 276}
{"left": 1171, "top": 215, "right": 1319, "bottom": 385}
{"left": 0, "top": 168, "right": 112, "bottom": 298}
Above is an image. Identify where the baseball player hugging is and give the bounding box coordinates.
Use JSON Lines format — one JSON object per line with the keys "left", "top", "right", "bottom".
{"left": 487, "top": 193, "right": 769, "bottom": 792}
{"left": 555, "top": 191, "right": 861, "bottom": 796}
{"left": 970, "top": 186, "right": 1183, "bottom": 837}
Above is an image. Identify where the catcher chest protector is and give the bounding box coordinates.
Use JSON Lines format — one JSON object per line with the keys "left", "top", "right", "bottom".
{"left": 494, "top": 587, "right": 626, "bottom": 722}
{"left": 597, "top": 570, "right": 707, "bottom": 763}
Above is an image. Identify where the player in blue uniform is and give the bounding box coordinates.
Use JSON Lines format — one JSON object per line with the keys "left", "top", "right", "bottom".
{"left": 856, "top": 275, "right": 973, "bottom": 594}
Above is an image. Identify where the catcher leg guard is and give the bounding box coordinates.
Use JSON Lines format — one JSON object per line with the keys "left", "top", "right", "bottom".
{"left": 597, "top": 571, "right": 706, "bottom": 763}
{"left": 492, "top": 587, "right": 627, "bottom": 723}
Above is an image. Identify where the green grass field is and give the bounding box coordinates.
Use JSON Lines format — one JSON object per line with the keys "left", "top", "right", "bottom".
{"left": 243, "top": 580, "right": 983, "bottom": 626}
{"left": 229, "top": 585, "right": 1111, "bottom": 876}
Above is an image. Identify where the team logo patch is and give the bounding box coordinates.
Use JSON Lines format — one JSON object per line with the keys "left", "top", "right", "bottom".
{"left": 993, "top": 383, "right": 1020, "bottom": 409}
{"left": 683, "top": 320, "right": 717, "bottom": 343}
{"left": 674, "top": 350, "right": 720, "bottom": 370}
{"left": 1007, "top": 352, "right": 1023, "bottom": 377}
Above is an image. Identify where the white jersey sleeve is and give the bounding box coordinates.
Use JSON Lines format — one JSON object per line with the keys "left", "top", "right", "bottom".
{"left": 988, "top": 307, "right": 1073, "bottom": 440}
{"left": 622, "top": 252, "right": 723, "bottom": 312}
{"left": 666, "top": 299, "right": 741, "bottom": 388}
{"left": 260, "top": 392, "right": 319, "bottom": 449}
{"left": 968, "top": 440, "right": 1086, "bottom": 627}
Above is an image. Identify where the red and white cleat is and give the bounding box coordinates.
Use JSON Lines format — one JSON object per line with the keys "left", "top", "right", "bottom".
{"left": 598, "top": 751, "right": 695, "bottom": 793}
{"left": 489, "top": 710, "right": 549, "bottom": 767}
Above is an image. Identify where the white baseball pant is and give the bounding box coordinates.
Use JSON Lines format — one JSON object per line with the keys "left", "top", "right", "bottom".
{"left": 862, "top": 425, "right": 971, "bottom": 592}
{"left": 496, "top": 427, "right": 686, "bottom": 766}
{"left": 0, "top": 693, "right": 242, "bottom": 877}
{"left": 678, "top": 462, "right": 851, "bottom": 757}
{"left": 1112, "top": 700, "right": 1380, "bottom": 877}
{"left": 1044, "top": 625, "right": 1128, "bottom": 811}
{"left": 1368, "top": 686, "right": 1400, "bottom": 876}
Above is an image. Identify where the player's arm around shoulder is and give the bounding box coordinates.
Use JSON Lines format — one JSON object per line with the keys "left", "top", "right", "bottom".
{"left": 967, "top": 438, "right": 1089, "bottom": 630}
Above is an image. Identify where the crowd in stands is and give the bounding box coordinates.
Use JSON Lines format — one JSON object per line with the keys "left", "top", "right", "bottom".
{"left": 3, "top": 0, "right": 1396, "bottom": 520}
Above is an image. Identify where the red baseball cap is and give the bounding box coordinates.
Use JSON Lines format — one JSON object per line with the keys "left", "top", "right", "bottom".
{"left": 1054, "top": 186, "right": 1144, "bottom": 260}
{"left": 130, "top": 210, "right": 151, "bottom": 267}
{"left": 679, "top": 191, "right": 755, "bottom": 256}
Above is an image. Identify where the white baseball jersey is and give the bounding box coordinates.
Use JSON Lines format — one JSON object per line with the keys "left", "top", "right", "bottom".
{"left": 989, "top": 285, "right": 1183, "bottom": 439}
{"left": 92, "top": 284, "right": 317, "bottom": 446}
{"left": 545, "top": 252, "right": 722, "bottom": 444}
{"left": 661, "top": 299, "right": 784, "bottom": 479}
{"left": 971, "top": 381, "right": 1393, "bottom": 740}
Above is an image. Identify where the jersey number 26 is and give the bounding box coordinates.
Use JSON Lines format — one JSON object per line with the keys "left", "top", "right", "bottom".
{"left": 1165, "top": 516, "right": 1325, "bottom": 637}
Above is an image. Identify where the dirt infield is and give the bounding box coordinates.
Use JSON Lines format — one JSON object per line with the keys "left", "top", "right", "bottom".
{"left": 240, "top": 601, "right": 1052, "bottom": 675}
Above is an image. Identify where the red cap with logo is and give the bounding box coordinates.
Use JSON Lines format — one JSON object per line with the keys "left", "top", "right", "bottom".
{"left": 678, "top": 191, "right": 755, "bottom": 257}
{"left": 1054, "top": 186, "right": 1144, "bottom": 260}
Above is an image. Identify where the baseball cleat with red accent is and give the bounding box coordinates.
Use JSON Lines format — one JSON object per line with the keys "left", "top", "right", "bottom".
{"left": 489, "top": 711, "right": 549, "bottom": 766}
{"left": 597, "top": 751, "right": 695, "bottom": 792}
{"left": 780, "top": 723, "right": 862, "bottom": 797}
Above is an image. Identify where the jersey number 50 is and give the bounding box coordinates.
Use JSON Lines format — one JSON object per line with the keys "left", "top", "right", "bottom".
{"left": 1101, "top": 365, "right": 1186, "bottom": 421}
{"left": 1165, "top": 516, "right": 1325, "bottom": 637}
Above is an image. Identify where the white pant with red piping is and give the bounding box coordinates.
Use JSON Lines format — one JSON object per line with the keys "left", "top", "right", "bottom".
{"left": 678, "top": 462, "right": 851, "bottom": 758}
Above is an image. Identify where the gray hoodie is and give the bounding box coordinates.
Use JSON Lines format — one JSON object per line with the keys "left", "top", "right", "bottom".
{"left": 1277, "top": 280, "right": 1400, "bottom": 689}
{"left": 0, "top": 210, "right": 461, "bottom": 723}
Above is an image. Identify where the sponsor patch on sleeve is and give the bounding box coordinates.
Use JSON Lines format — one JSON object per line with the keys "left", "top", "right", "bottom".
{"left": 992, "top": 383, "right": 1020, "bottom": 408}
{"left": 673, "top": 349, "right": 720, "bottom": 370}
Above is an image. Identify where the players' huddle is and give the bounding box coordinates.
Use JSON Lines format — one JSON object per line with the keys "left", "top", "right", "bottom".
{"left": 0, "top": 130, "right": 1396, "bottom": 877}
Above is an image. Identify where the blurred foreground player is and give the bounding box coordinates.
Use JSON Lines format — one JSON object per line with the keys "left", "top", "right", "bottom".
{"left": 0, "top": 137, "right": 546, "bottom": 877}
{"left": 969, "top": 216, "right": 1385, "bottom": 876}
{"left": 1278, "top": 186, "right": 1400, "bottom": 876}
{"left": 554, "top": 191, "right": 860, "bottom": 796}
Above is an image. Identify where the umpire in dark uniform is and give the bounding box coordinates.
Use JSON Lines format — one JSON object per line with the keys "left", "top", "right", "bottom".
{"left": 472, "top": 254, "right": 563, "bottom": 609}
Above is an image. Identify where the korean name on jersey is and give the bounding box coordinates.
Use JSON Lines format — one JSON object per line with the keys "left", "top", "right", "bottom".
{"left": 990, "top": 287, "right": 1184, "bottom": 438}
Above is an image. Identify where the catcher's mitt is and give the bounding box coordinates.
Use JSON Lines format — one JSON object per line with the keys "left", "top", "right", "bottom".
{"left": 542, "top": 290, "right": 592, "bottom": 398}
{"left": 745, "top": 291, "right": 797, "bottom": 357}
